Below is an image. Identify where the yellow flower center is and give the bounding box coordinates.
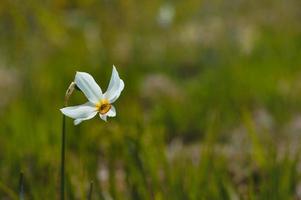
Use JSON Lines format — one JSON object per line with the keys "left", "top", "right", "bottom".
{"left": 96, "top": 99, "right": 111, "bottom": 115}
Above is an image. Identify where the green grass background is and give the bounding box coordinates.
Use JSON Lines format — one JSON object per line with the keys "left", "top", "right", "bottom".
{"left": 0, "top": 0, "right": 301, "bottom": 199}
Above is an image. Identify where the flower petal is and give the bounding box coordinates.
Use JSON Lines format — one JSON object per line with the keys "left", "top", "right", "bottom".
{"left": 74, "top": 111, "right": 98, "bottom": 125}
{"left": 104, "top": 66, "right": 124, "bottom": 103}
{"left": 60, "top": 102, "right": 96, "bottom": 119}
{"left": 109, "top": 79, "right": 124, "bottom": 103}
{"left": 75, "top": 72, "right": 102, "bottom": 104}
{"left": 99, "top": 114, "right": 107, "bottom": 122}
{"left": 107, "top": 105, "right": 116, "bottom": 117}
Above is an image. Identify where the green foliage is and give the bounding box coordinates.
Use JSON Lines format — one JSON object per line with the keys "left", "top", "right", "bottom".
{"left": 0, "top": 0, "right": 300, "bottom": 199}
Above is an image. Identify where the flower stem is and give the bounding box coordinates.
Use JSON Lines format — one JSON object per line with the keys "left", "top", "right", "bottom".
{"left": 19, "top": 172, "right": 24, "bottom": 200}
{"left": 87, "top": 181, "right": 93, "bottom": 200}
{"left": 60, "top": 81, "right": 76, "bottom": 200}
{"left": 60, "top": 115, "right": 66, "bottom": 200}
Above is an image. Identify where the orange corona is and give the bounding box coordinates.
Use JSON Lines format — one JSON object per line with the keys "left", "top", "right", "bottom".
{"left": 96, "top": 99, "right": 111, "bottom": 114}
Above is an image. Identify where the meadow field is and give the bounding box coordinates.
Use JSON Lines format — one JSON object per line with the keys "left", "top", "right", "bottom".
{"left": 0, "top": 0, "right": 301, "bottom": 199}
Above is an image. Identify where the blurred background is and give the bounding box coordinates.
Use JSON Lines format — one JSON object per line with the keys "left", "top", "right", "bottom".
{"left": 0, "top": 0, "right": 301, "bottom": 199}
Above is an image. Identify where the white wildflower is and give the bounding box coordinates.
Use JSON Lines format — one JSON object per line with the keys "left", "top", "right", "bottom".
{"left": 60, "top": 66, "right": 124, "bottom": 125}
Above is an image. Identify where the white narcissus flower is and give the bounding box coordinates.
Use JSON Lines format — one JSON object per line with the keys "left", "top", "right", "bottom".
{"left": 60, "top": 66, "right": 124, "bottom": 125}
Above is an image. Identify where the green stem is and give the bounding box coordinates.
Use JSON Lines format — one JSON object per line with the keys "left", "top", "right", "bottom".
{"left": 87, "top": 181, "right": 93, "bottom": 200}
{"left": 60, "top": 115, "right": 66, "bottom": 200}
{"left": 19, "top": 172, "right": 24, "bottom": 200}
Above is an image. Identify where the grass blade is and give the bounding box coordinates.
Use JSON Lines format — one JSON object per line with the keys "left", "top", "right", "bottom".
{"left": 19, "top": 172, "right": 24, "bottom": 200}
{"left": 87, "top": 181, "right": 93, "bottom": 200}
